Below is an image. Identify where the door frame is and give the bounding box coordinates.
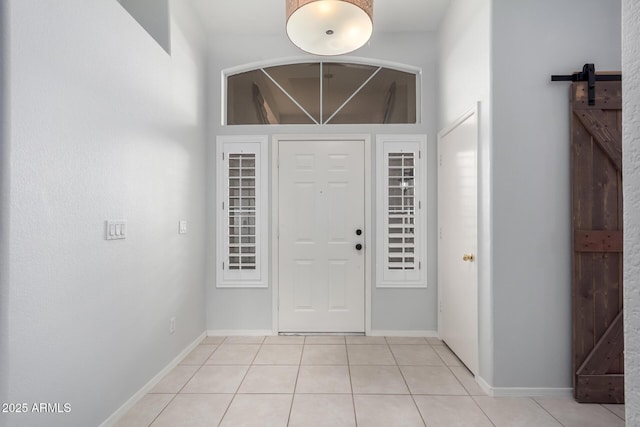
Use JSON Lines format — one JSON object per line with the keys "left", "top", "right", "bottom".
{"left": 271, "top": 134, "right": 372, "bottom": 335}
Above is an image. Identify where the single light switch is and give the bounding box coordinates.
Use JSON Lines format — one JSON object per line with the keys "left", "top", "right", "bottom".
{"left": 179, "top": 220, "right": 187, "bottom": 235}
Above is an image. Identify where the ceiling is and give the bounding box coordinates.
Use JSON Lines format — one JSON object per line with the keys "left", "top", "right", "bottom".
{"left": 189, "top": 0, "right": 451, "bottom": 35}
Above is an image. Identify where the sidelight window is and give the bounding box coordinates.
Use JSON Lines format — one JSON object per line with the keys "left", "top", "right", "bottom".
{"left": 376, "top": 135, "right": 427, "bottom": 287}
{"left": 216, "top": 136, "right": 268, "bottom": 287}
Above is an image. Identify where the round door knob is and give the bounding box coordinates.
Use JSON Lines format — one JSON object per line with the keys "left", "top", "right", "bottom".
{"left": 355, "top": 243, "right": 363, "bottom": 251}
{"left": 462, "top": 254, "right": 475, "bottom": 262}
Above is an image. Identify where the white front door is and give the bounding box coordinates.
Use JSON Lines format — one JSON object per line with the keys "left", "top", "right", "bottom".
{"left": 438, "top": 108, "right": 479, "bottom": 374}
{"left": 278, "top": 139, "right": 365, "bottom": 333}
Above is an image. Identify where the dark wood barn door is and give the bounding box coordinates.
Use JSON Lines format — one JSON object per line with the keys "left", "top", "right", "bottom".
{"left": 571, "top": 80, "right": 624, "bottom": 403}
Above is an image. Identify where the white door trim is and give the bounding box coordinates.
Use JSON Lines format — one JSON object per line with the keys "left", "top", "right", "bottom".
{"left": 272, "top": 134, "right": 372, "bottom": 335}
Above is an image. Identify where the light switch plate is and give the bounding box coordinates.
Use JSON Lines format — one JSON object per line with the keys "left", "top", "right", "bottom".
{"left": 179, "top": 220, "right": 187, "bottom": 234}
{"left": 106, "top": 220, "right": 127, "bottom": 240}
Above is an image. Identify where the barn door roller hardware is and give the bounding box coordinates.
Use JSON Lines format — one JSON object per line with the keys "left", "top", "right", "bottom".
{"left": 551, "top": 63, "right": 621, "bottom": 106}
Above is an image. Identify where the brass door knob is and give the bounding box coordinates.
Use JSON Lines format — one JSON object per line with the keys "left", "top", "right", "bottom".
{"left": 462, "top": 254, "right": 475, "bottom": 262}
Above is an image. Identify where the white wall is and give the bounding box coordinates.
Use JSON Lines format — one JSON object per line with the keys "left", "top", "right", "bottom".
{"left": 206, "top": 31, "right": 440, "bottom": 333}
{"left": 437, "top": 0, "right": 493, "bottom": 384}
{"left": 1, "top": 1, "right": 207, "bottom": 426}
{"left": 491, "top": 0, "right": 621, "bottom": 389}
{"left": 623, "top": 0, "right": 640, "bottom": 423}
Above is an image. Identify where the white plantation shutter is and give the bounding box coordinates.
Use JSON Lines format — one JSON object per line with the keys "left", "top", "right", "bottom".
{"left": 227, "top": 153, "right": 257, "bottom": 271}
{"left": 376, "top": 136, "right": 426, "bottom": 287}
{"left": 387, "top": 152, "right": 416, "bottom": 271}
{"left": 217, "top": 136, "right": 268, "bottom": 287}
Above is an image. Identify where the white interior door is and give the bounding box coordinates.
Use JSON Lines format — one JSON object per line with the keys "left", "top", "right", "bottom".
{"left": 438, "top": 108, "right": 479, "bottom": 374}
{"left": 278, "top": 140, "right": 365, "bottom": 333}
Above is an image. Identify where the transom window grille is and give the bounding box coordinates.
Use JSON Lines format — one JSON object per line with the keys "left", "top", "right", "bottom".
{"left": 376, "top": 135, "right": 427, "bottom": 288}
{"left": 226, "top": 61, "right": 418, "bottom": 125}
{"left": 217, "top": 136, "right": 268, "bottom": 288}
{"left": 228, "top": 154, "right": 257, "bottom": 271}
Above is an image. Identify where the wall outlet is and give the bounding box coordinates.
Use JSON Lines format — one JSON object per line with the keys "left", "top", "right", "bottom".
{"left": 106, "top": 220, "right": 127, "bottom": 240}
{"left": 169, "top": 317, "right": 176, "bottom": 334}
{"left": 179, "top": 220, "right": 187, "bottom": 234}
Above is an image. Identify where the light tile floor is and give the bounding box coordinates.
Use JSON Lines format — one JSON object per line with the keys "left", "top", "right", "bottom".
{"left": 116, "top": 336, "right": 626, "bottom": 427}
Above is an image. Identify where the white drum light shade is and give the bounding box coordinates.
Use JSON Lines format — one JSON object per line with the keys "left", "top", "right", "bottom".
{"left": 286, "top": 0, "right": 373, "bottom": 56}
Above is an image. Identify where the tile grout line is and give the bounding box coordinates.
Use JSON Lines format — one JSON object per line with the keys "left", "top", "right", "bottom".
{"left": 216, "top": 336, "right": 264, "bottom": 427}
{"left": 445, "top": 364, "right": 472, "bottom": 395}
{"left": 285, "top": 337, "right": 305, "bottom": 426}
{"left": 531, "top": 397, "right": 566, "bottom": 426}
{"left": 346, "top": 338, "right": 359, "bottom": 427}
{"left": 146, "top": 338, "right": 222, "bottom": 426}
{"left": 469, "top": 395, "right": 497, "bottom": 427}
{"left": 600, "top": 403, "right": 626, "bottom": 421}
{"left": 387, "top": 337, "right": 427, "bottom": 427}
{"left": 429, "top": 342, "right": 481, "bottom": 397}
{"left": 145, "top": 387, "right": 179, "bottom": 425}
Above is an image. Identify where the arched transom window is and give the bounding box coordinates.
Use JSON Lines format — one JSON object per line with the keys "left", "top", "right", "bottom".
{"left": 226, "top": 61, "right": 418, "bottom": 125}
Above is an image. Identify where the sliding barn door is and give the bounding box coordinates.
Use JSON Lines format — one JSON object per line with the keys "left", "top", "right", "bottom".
{"left": 571, "top": 80, "right": 624, "bottom": 403}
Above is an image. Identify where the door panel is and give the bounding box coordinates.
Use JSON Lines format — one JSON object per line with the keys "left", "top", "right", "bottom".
{"left": 438, "top": 109, "right": 479, "bottom": 375}
{"left": 571, "top": 81, "right": 624, "bottom": 403}
{"left": 279, "top": 140, "right": 365, "bottom": 332}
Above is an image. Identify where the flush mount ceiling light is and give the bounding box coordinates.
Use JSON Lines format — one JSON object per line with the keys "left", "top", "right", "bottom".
{"left": 286, "top": 0, "right": 373, "bottom": 56}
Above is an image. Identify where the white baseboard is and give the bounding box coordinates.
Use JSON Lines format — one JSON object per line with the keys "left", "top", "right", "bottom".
{"left": 476, "top": 375, "right": 493, "bottom": 396}
{"left": 207, "top": 329, "right": 275, "bottom": 336}
{"left": 205, "top": 330, "right": 438, "bottom": 338}
{"left": 368, "top": 330, "right": 438, "bottom": 337}
{"left": 492, "top": 387, "right": 573, "bottom": 398}
{"left": 477, "top": 376, "right": 573, "bottom": 397}
{"left": 99, "top": 331, "right": 206, "bottom": 427}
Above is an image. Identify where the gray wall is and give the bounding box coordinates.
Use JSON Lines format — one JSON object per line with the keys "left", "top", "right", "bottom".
{"left": 491, "top": 0, "right": 621, "bottom": 389}
{"left": 623, "top": 0, "right": 640, "bottom": 423}
{"left": 206, "top": 32, "right": 440, "bottom": 333}
{"left": 2, "top": 1, "right": 207, "bottom": 426}
{"left": 437, "top": 0, "right": 493, "bottom": 385}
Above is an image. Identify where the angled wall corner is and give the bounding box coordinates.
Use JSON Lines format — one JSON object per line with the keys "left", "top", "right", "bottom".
{"left": 437, "top": 0, "right": 493, "bottom": 386}
{"left": 118, "top": 0, "right": 171, "bottom": 54}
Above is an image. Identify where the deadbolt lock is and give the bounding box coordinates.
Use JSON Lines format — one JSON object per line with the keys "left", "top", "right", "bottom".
{"left": 462, "top": 254, "right": 475, "bottom": 262}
